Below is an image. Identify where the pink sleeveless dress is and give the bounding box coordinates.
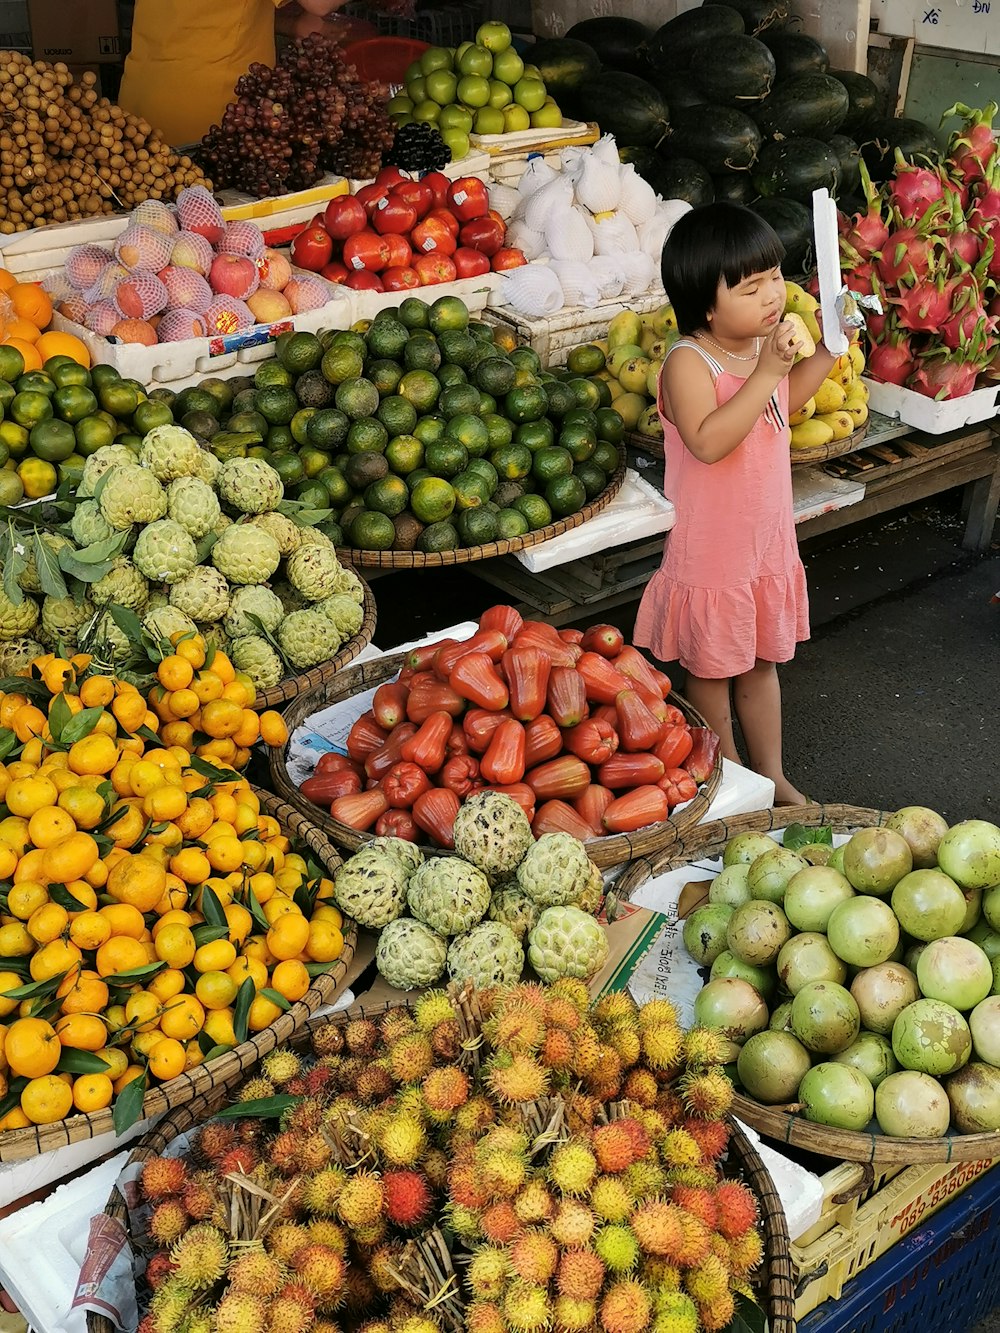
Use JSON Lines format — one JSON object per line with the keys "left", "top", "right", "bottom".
{"left": 634, "top": 339, "right": 809, "bottom": 679}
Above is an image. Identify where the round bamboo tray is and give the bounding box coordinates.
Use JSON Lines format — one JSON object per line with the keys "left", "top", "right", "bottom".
{"left": 251, "top": 574, "right": 377, "bottom": 711}
{"left": 0, "top": 789, "right": 355, "bottom": 1165}
{"left": 616, "top": 803, "right": 1000, "bottom": 1165}
{"left": 86, "top": 1003, "right": 795, "bottom": 1333}
{"left": 268, "top": 649, "right": 723, "bottom": 869}
{"left": 335, "top": 445, "right": 626, "bottom": 569}
{"left": 788, "top": 421, "right": 870, "bottom": 466}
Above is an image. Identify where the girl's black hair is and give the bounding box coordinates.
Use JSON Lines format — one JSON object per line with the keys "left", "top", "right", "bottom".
{"left": 660, "top": 202, "right": 785, "bottom": 335}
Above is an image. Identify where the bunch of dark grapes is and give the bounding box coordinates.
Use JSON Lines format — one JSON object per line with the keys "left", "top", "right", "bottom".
{"left": 384, "top": 122, "right": 451, "bottom": 173}
{"left": 199, "top": 34, "right": 396, "bottom": 197}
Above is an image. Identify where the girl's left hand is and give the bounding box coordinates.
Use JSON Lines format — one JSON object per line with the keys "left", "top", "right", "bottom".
{"left": 758, "top": 319, "right": 803, "bottom": 379}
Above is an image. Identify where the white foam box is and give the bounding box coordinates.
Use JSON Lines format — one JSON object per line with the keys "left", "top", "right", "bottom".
{"left": 482, "top": 286, "right": 667, "bottom": 366}
{"left": 349, "top": 271, "right": 504, "bottom": 322}
{"left": 0, "top": 1114, "right": 160, "bottom": 1212}
{"left": 863, "top": 376, "right": 1000, "bottom": 435}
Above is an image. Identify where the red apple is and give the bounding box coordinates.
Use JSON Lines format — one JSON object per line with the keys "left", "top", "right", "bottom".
{"left": 391, "top": 178, "right": 433, "bottom": 219}
{"left": 355, "top": 182, "right": 391, "bottom": 218}
{"left": 208, "top": 253, "right": 259, "bottom": 299}
{"left": 411, "top": 217, "right": 458, "bottom": 257}
{"left": 324, "top": 195, "right": 367, "bottom": 240}
{"left": 447, "top": 176, "right": 490, "bottom": 222}
{"left": 372, "top": 195, "right": 419, "bottom": 236}
{"left": 345, "top": 270, "right": 385, "bottom": 291}
{"left": 453, "top": 246, "right": 492, "bottom": 278}
{"left": 422, "top": 172, "right": 451, "bottom": 211}
{"left": 383, "top": 266, "right": 422, "bottom": 290}
{"left": 427, "top": 207, "right": 460, "bottom": 236}
{"left": 414, "top": 253, "right": 458, "bottom": 285}
{"left": 321, "top": 259, "right": 349, "bottom": 283}
{"left": 488, "top": 208, "right": 506, "bottom": 230}
{"left": 376, "top": 166, "right": 410, "bottom": 190}
{"left": 459, "top": 216, "right": 505, "bottom": 256}
{"left": 492, "top": 247, "right": 528, "bottom": 271}
{"left": 343, "top": 229, "right": 392, "bottom": 272}
{"left": 383, "top": 233, "right": 413, "bottom": 268}
{"left": 290, "top": 224, "right": 333, "bottom": 271}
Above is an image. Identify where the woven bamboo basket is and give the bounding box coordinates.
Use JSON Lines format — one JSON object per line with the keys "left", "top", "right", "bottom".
{"left": 85, "top": 998, "right": 796, "bottom": 1333}
{"left": 616, "top": 804, "right": 1000, "bottom": 1165}
{"left": 334, "top": 445, "right": 626, "bottom": 570}
{"left": 626, "top": 422, "right": 871, "bottom": 466}
{"left": 268, "top": 650, "right": 724, "bottom": 869}
{"left": 0, "top": 789, "right": 355, "bottom": 1165}
{"left": 251, "top": 575, "right": 377, "bottom": 711}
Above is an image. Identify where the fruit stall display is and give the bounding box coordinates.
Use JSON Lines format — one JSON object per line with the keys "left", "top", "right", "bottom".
{"left": 92, "top": 982, "right": 788, "bottom": 1333}
{"left": 275, "top": 603, "right": 721, "bottom": 867}
{"left": 0, "top": 649, "right": 356, "bottom": 1156}
{"left": 0, "top": 274, "right": 80, "bottom": 381}
{"left": 616, "top": 807, "right": 1000, "bottom": 1159}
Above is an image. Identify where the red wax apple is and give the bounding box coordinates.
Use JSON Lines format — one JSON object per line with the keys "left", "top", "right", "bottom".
{"left": 391, "top": 178, "right": 434, "bottom": 218}
{"left": 382, "top": 233, "right": 413, "bottom": 269}
{"left": 344, "top": 270, "right": 385, "bottom": 291}
{"left": 321, "top": 259, "right": 349, "bottom": 283}
{"left": 382, "top": 265, "right": 422, "bottom": 290}
{"left": 324, "top": 194, "right": 367, "bottom": 239}
{"left": 447, "top": 176, "right": 490, "bottom": 221}
{"left": 422, "top": 171, "right": 451, "bottom": 210}
{"left": 411, "top": 217, "right": 458, "bottom": 256}
{"left": 376, "top": 165, "right": 410, "bottom": 190}
{"left": 372, "top": 194, "right": 419, "bottom": 235}
{"left": 355, "top": 182, "right": 391, "bottom": 218}
{"left": 343, "top": 229, "right": 391, "bottom": 272}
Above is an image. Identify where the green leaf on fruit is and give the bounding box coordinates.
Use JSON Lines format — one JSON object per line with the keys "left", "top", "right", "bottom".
{"left": 216, "top": 1095, "right": 299, "bottom": 1120}
{"left": 232, "top": 977, "right": 256, "bottom": 1045}
{"left": 61, "top": 706, "right": 106, "bottom": 746}
{"left": 783, "top": 824, "right": 833, "bottom": 850}
{"left": 723, "top": 1293, "right": 766, "bottom": 1333}
{"left": 34, "top": 533, "right": 68, "bottom": 599}
{"left": 56, "top": 1050, "right": 113, "bottom": 1075}
{"left": 112, "top": 1071, "right": 148, "bottom": 1135}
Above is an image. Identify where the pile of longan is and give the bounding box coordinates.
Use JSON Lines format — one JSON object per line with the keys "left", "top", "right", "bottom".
{"left": 0, "top": 53, "right": 211, "bottom": 233}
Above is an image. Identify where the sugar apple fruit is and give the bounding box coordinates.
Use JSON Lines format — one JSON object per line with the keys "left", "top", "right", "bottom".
{"left": 318, "top": 593, "right": 364, "bottom": 641}
{"left": 277, "top": 609, "right": 341, "bottom": 670}
{"left": 296, "top": 528, "right": 336, "bottom": 552}
{"left": 517, "top": 832, "right": 593, "bottom": 908}
{"left": 251, "top": 512, "right": 302, "bottom": 556}
{"left": 78, "top": 444, "right": 135, "bottom": 498}
{"left": 488, "top": 885, "right": 541, "bottom": 942}
{"left": 91, "top": 557, "right": 148, "bottom": 611}
{"left": 82, "top": 609, "right": 131, "bottom": 664}
{"left": 332, "top": 566, "right": 364, "bottom": 604}
{"left": 139, "top": 425, "right": 204, "bottom": 482}
{"left": 218, "top": 458, "right": 284, "bottom": 515}
{"left": 453, "top": 792, "right": 534, "bottom": 883}
{"left": 448, "top": 922, "right": 524, "bottom": 990}
{"left": 0, "top": 590, "right": 39, "bottom": 642}
{"left": 212, "top": 525, "right": 280, "bottom": 585}
{"left": 528, "top": 906, "right": 609, "bottom": 983}
{"left": 132, "top": 519, "right": 198, "bottom": 585}
{"left": 194, "top": 449, "right": 221, "bottom": 487}
{"left": 170, "top": 567, "right": 230, "bottom": 622}
{"left": 333, "top": 847, "right": 409, "bottom": 929}
{"left": 407, "top": 857, "right": 491, "bottom": 936}
{"left": 39, "top": 594, "right": 93, "bottom": 648}
{"left": 70, "top": 499, "right": 116, "bottom": 549}
{"left": 375, "top": 917, "right": 448, "bottom": 989}
{"left": 0, "top": 637, "right": 43, "bottom": 674}
{"left": 99, "top": 464, "right": 167, "bottom": 530}
{"left": 167, "top": 477, "right": 221, "bottom": 539}
{"left": 224, "top": 585, "right": 284, "bottom": 640}
{"left": 274, "top": 581, "right": 309, "bottom": 614}
{"left": 142, "top": 605, "right": 197, "bottom": 645}
{"left": 367, "top": 836, "right": 424, "bottom": 877}
{"left": 197, "top": 622, "right": 229, "bottom": 655}
{"left": 286, "top": 544, "right": 342, "bottom": 602}
{"left": 17, "top": 533, "right": 72, "bottom": 595}
{"left": 578, "top": 860, "right": 605, "bottom": 915}
{"left": 230, "top": 634, "right": 283, "bottom": 690}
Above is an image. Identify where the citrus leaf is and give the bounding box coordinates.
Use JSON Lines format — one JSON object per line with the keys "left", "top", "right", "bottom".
{"left": 34, "top": 532, "right": 68, "bottom": 599}
{"left": 0, "top": 728, "right": 19, "bottom": 761}
{"left": 0, "top": 674, "right": 49, "bottom": 701}
{"left": 48, "top": 882, "right": 86, "bottom": 911}
{"left": 60, "top": 705, "right": 106, "bottom": 746}
{"left": 192, "top": 923, "right": 230, "bottom": 947}
{"left": 215, "top": 1094, "right": 299, "bottom": 1120}
{"left": 293, "top": 882, "right": 313, "bottom": 917}
{"left": 189, "top": 755, "right": 239, "bottom": 787}
{"left": 244, "top": 887, "right": 269, "bottom": 933}
{"left": 260, "top": 988, "right": 292, "bottom": 1012}
{"left": 199, "top": 1043, "right": 232, "bottom": 1063}
{"left": 199, "top": 885, "right": 227, "bottom": 929}
{"left": 47, "top": 690, "right": 73, "bottom": 745}
{"left": 102, "top": 961, "right": 166, "bottom": 985}
{"left": 303, "top": 961, "right": 333, "bottom": 977}
{"left": 56, "top": 1049, "right": 113, "bottom": 1075}
{"left": 0, "top": 1076, "right": 28, "bottom": 1121}
{"left": 0, "top": 971, "right": 68, "bottom": 1000}
{"left": 107, "top": 604, "right": 144, "bottom": 644}
{"left": 66, "top": 530, "right": 129, "bottom": 565}
{"left": 232, "top": 977, "right": 256, "bottom": 1044}
{"left": 112, "top": 1070, "right": 148, "bottom": 1135}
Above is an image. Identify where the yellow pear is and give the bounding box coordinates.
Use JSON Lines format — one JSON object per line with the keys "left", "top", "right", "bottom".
{"left": 640, "top": 328, "right": 659, "bottom": 354}
{"left": 640, "top": 310, "right": 660, "bottom": 333}
{"left": 637, "top": 403, "right": 664, "bottom": 438}
{"left": 800, "top": 310, "right": 822, "bottom": 346}
{"left": 816, "top": 409, "right": 855, "bottom": 441}
{"left": 655, "top": 303, "right": 678, "bottom": 336}
{"left": 608, "top": 310, "right": 643, "bottom": 350}
{"left": 619, "top": 356, "right": 653, "bottom": 395}
{"left": 646, "top": 360, "right": 664, "bottom": 398}
{"left": 607, "top": 378, "right": 626, "bottom": 402}
{"left": 789, "top": 397, "right": 816, "bottom": 426}
{"left": 848, "top": 343, "right": 865, "bottom": 377}
{"left": 614, "top": 392, "right": 647, "bottom": 430}
{"left": 845, "top": 380, "right": 869, "bottom": 406}
{"left": 813, "top": 378, "right": 847, "bottom": 414}
{"left": 843, "top": 399, "right": 869, "bottom": 428}
{"left": 784, "top": 280, "right": 819, "bottom": 315}
{"left": 785, "top": 313, "right": 816, "bottom": 359}
{"left": 648, "top": 336, "right": 674, "bottom": 360}
{"left": 790, "top": 418, "right": 834, "bottom": 449}
{"left": 608, "top": 343, "right": 645, "bottom": 377}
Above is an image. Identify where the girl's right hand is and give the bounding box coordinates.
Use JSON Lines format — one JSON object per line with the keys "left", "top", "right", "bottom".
{"left": 756, "top": 319, "right": 802, "bottom": 384}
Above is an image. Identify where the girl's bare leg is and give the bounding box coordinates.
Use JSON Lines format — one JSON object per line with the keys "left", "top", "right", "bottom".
{"left": 733, "top": 659, "right": 806, "bottom": 804}
{"left": 682, "top": 674, "right": 741, "bottom": 765}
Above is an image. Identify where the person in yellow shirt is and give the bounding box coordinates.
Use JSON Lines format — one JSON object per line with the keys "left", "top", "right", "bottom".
{"left": 119, "top": 0, "right": 369, "bottom": 147}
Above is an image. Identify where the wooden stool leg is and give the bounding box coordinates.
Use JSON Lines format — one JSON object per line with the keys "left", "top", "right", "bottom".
{"left": 961, "top": 462, "right": 1000, "bottom": 552}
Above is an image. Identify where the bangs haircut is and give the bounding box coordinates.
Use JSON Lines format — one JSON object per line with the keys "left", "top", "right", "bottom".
{"left": 660, "top": 202, "right": 786, "bottom": 335}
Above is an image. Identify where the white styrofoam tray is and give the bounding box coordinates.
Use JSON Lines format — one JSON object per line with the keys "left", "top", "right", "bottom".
{"left": 0, "top": 1113, "right": 161, "bottom": 1212}
{"left": 863, "top": 376, "right": 1000, "bottom": 435}
{"left": 792, "top": 465, "right": 866, "bottom": 524}
{"left": 469, "top": 118, "right": 596, "bottom": 154}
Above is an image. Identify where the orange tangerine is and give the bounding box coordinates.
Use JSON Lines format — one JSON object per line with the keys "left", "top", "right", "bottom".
{"left": 54, "top": 1012, "right": 107, "bottom": 1051}
{"left": 35, "top": 330, "right": 91, "bottom": 368}
{"left": 57, "top": 971, "right": 109, "bottom": 1016}
{"left": 0, "top": 921, "right": 35, "bottom": 957}
{"left": 154, "top": 923, "right": 196, "bottom": 968}
{"left": 30, "top": 938, "right": 82, "bottom": 982}
{"left": 223, "top": 902, "right": 252, "bottom": 947}
{"left": 195, "top": 970, "right": 238, "bottom": 1010}
{"left": 67, "top": 732, "right": 119, "bottom": 777}
{"left": 27, "top": 806, "right": 74, "bottom": 849}
{"left": 7, "top": 316, "right": 41, "bottom": 344}
{"left": 157, "top": 655, "right": 194, "bottom": 691}
{"left": 4, "top": 1016, "right": 61, "bottom": 1077}
{"left": 262, "top": 895, "right": 297, "bottom": 925}
{"left": 4, "top": 337, "right": 42, "bottom": 372}
{"left": 57, "top": 785, "right": 106, "bottom": 831}
{"left": 203, "top": 1009, "right": 237, "bottom": 1047}
{"left": 26, "top": 901, "right": 69, "bottom": 945}
{"left": 0, "top": 970, "right": 24, "bottom": 1017}
{"left": 113, "top": 1064, "right": 145, "bottom": 1095}
{"left": 242, "top": 937, "right": 275, "bottom": 968}
{"left": 7, "top": 880, "right": 49, "bottom": 920}
{"left": 0, "top": 1108, "right": 32, "bottom": 1130}
{"left": 173, "top": 634, "right": 206, "bottom": 667}
{"left": 14, "top": 847, "right": 47, "bottom": 884}
{"left": 248, "top": 995, "right": 283, "bottom": 1032}
{"left": 6, "top": 774, "right": 57, "bottom": 817}
{"left": 148, "top": 968, "right": 187, "bottom": 1003}
{"left": 9, "top": 282, "right": 52, "bottom": 327}
{"left": 98, "top": 902, "right": 146, "bottom": 939}
{"left": 21, "top": 1073, "right": 73, "bottom": 1124}
{"left": 79, "top": 676, "right": 115, "bottom": 708}
{"left": 124, "top": 991, "right": 161, "bottom": 1033}
{"left": 201, "top": 699, "right": 243, "bottom": 739}
{"left": 111, "top": 690, "right": 148, "bottom": 733}
{"left": 41, "top": 830, "right": 101, "bottom": 883}
{"left": 0, "top": 268, "right": 15, "bottom": 291}
{"left": 168, "top": 846, "right": 211, "bottom": 886}
{"left": 270, "top": 959, "right": 310, "bottom": 1003}
{"left": 143, "top": 784, "right": 188, "bottom": 823}
{"left": 147, "top": 1037, "right": 186, "bottom": 1081}
{"left": 94, "top": 1047, "right": 128, "bottom": 1080}
{"left": 95, "top": 935, "right": 148, "bottom": 978}
{"left": 267, "top": 912, "right": 310, "bottom": 962}
{"left": 107, "top": 853, "right": 167, "bottom": 913}
{"left": 73, "top": 1072, "right": 114, "bottom": 1112}
{"left": 205, "top": 836, "right": 243, "bottom": 874}
{"left": 64, "top": 879, "right": 99, "bottom": 911}
{"left": 193, "top": 938, "right": 236, "bottom": 973}
{"left": 228, "top": 955, "right": 267, "bottom": 990}
{"left": 306, "top": 919, "right": 344, "bottom": 964}
{"left": 158, "top": 993, "right": 204, "bottom": 1041}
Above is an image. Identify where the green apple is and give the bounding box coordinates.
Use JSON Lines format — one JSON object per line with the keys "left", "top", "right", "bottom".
{"left": 476, "top": 20, "right": 512, "bottom": 52}
{"left": 457, "top": 74, "right": 491, "bottom": 108}
{"left": 406, "top": 76, "right": 427, "bottom": 104}
{"left": 438, "top": 103, "right": 474, "bottom": 133}
{"left": 503, "top": 104, "right": 531, "bottom": 132}
{"left": 441, "top": 128, "right": 470, "bottom": 162}
{"left": 474, "top": 105, "right": 506, "bottom": 135}
{"left": 413, "top": 100, "right": 442, "bottom": 122}
{"left": 404, "top": 60, "right": 423, "bottom": 84}
{"left": 458, "top": 44, "right": 493, "bottom": 77}
{"left": 488, "top": 78, "right": 513, "bottom": 109}
{"left": 513, "top": 77, "right": 547, "bottom": 112}
{"left": 492, "top": 47, "right": 524, "bottom": 86}
{"left": 530, "top": 101, "right": 562, "bottom": 129}
{"left": 425, "top": 69, "right": 458, "bottom": 105}
{"left": 386, "top": 94, "right": 414, "bottom": 115}
{"left": 455, "top": 41, "right": 473, "bottom": 64}
{"left": 420, "top": 46, "right": 454, "bottom": 75}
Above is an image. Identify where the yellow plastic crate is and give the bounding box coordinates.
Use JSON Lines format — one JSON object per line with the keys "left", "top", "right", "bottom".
{"left": 792, "top": 1156, "right": 996, "bottom": 1320}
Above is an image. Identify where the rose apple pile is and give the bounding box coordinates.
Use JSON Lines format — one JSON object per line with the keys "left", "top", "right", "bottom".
{"left": 290, "top": 169, "right": 527, "bottom": 296}
{"left": 302, "top": 602, "right": 719, "bottom": 847}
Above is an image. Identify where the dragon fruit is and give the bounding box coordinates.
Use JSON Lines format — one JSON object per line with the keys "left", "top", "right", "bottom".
{"left": 877, "top": 225, "right": 941, "bottom": 288}
{"left": 891, "top": 274, "right": 963, "bottom": 334}
{"left": 867, "top": 329, "right": 919, "bottom": 385}
{"left": 942, "top": 102, "right": 999, "bottom": 188}
{"left": 888, "top": 149, "right": 948, "bottom": 226}
{"left": 909, "top": 347, "right": 986, "bottom": 399}
{"left": 839, "top": 161, "right": 890, "bottom": 262}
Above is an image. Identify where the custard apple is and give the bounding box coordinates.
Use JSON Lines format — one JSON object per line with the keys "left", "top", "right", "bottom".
{"left": 170, "top": 567, "right": 230, "bottom": 622}
{"left": 139, "top": 425, "right": 204, "bottom": 482}
{"left": 333, "top": 847, "right": 409, "bottom": 929}
{"left": 212, "top": 525, "right": 280, "bottom": 585}
{"left": 70, "top": 500, "right": 115, "bottom": 549}
{"left": 407, "top": 857, "right": 491, "bottom": 936}
{"left": 286, "top": 544, "right": 342, "bottom": 602}
{"left": 251, "top": 512, "right": 302, "bottom": 556}
{"left": 296, "top": 528, "right": 336, "bottom": 553}
{"left": 0, "top": 637, "right": 42, "bottom": 674}
{"left": 81, "top": 609, "right": 131, "bottom": 664}
{"left": 317, "top": 593, "right": 364, "bottom": 640}
{"left": 99, "top": 465, "right": 167, "bottom": 530}
{"left": 78, "top": 445, "right": 135, "bottom": 498}
{"left": 167, "top": 477, "right": 221, "bottom": 539}
{"left": 332, "top": 566, "right": 365, "bottom": 604}
{"left": 224, "top": 585, "right": 284, "bottom": 640}
{"left": 230, "top": 634, "right": 283, "bottom": 690}
{"left": 142, "top": 605, "right": 197, "bottom": 645}
{"left": 488, "top": 885, "right": 541, "bottom": 942}
{"left": 517, "top": 832, "right": 593, "bottom": 908}
{"left": 277, "top": 609, "right": 341, "bottom": 669}
{"left": 528, "top": 906, "right": 609, "bottom": 983}
{"left": 0, "top": 590, "right": 39, "bottom": 642}
{"left": 448, "top": 922, "right": 524, "bottom": 990}
{"left": 91, "top": 557, "right": 148, "bottom": 611}
{"left": 453, "top": 792, "right": 534, "bottom": 883}
{"left": 218, "top": 458, "right": 284, "bottom": 515}
{"left": 132, "top": 519, "right": 198, "bottom": 585}
{"left": 376, "top": 917, "right": 448, "bottom": 989}
{"left": 194, "top": 449, "right": 222, "bottom": 487}
{"left": 578, "top": 860, "right": 605, "bottom": 915}
{"left": 273, "top": 581, "right": 309, "bottom": 614}
{"left": 17, "top": 533, "right": 72, "bottom": 595}
{"left": 197, "top": 622, "right": 230, "bottom": 655}
{"left": 39, "top": 594, "right": 93, "bottom": 648}
{"left": 367, "top": 836, "right": 424, "bottom": 876}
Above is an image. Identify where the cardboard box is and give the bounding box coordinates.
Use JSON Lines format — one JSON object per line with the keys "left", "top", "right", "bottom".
{"left": 29, "top": 0, "right": 120, "bottom": 64}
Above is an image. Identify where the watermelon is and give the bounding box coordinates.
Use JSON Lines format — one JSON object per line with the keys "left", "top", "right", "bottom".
{"left": 762, "top": 31, "right": 828, "bottom": 78}
{"left": 753, "top": 73, "right": 849, "bottom": 141}
{"left": 711, "top": 0, "right": 790, "bottom": 35}
{"left": 829, "top": 69, "right": 879, "bottom": 135}
{"left": 647, "top": 69, "right": 707, "bottom": 111}
{"left": 690, "top": 35, "right": 776, "bottom": 104}
{"left": 752, "top": 136, "right": 840, "bottom": 201}
{"left": 526, "top": 38, "right": 601, "bottom": 99}
{"left": 667, "top": 104, "right": 762, "bottom": 172}
{"left": 861, "top": 117, "right": 940, "bottom": 181}
{"left": 751, "top": 196, "right": 812, "bottom": 272}
{"left": 620, "top": 147, "right": 715, "bottom": 205}
{"left": 564, "top": 17, "right": 652, "bottom": 74}
{"left": 572, "top": 72, "right": 670, "bottom": 147}
{"left": 646, "top": 6, "right": 744, "bottom": 73}
{"left": 712, "top": 171, "right": 756, "bottom": 203}
{"left": 829, "top": 133, "right": 861, "bottom": 193}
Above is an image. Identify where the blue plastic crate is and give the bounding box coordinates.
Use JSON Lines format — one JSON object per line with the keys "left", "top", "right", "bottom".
{"left": 800, "top": 1163, "right": 1000, "bottom": 1333}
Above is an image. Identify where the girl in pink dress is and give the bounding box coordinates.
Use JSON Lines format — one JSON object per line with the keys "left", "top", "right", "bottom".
{"left": 634, "top": 203, "right": 837, "bottom": 804}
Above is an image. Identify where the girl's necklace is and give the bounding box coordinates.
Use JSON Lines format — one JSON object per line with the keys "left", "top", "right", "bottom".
{"left": 698, "top": 333, "right": 760, "bottom": 363}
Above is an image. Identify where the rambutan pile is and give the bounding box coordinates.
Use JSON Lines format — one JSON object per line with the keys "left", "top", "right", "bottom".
{"left": 132, "top": 988, "right": 762, "bottom": 1333}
